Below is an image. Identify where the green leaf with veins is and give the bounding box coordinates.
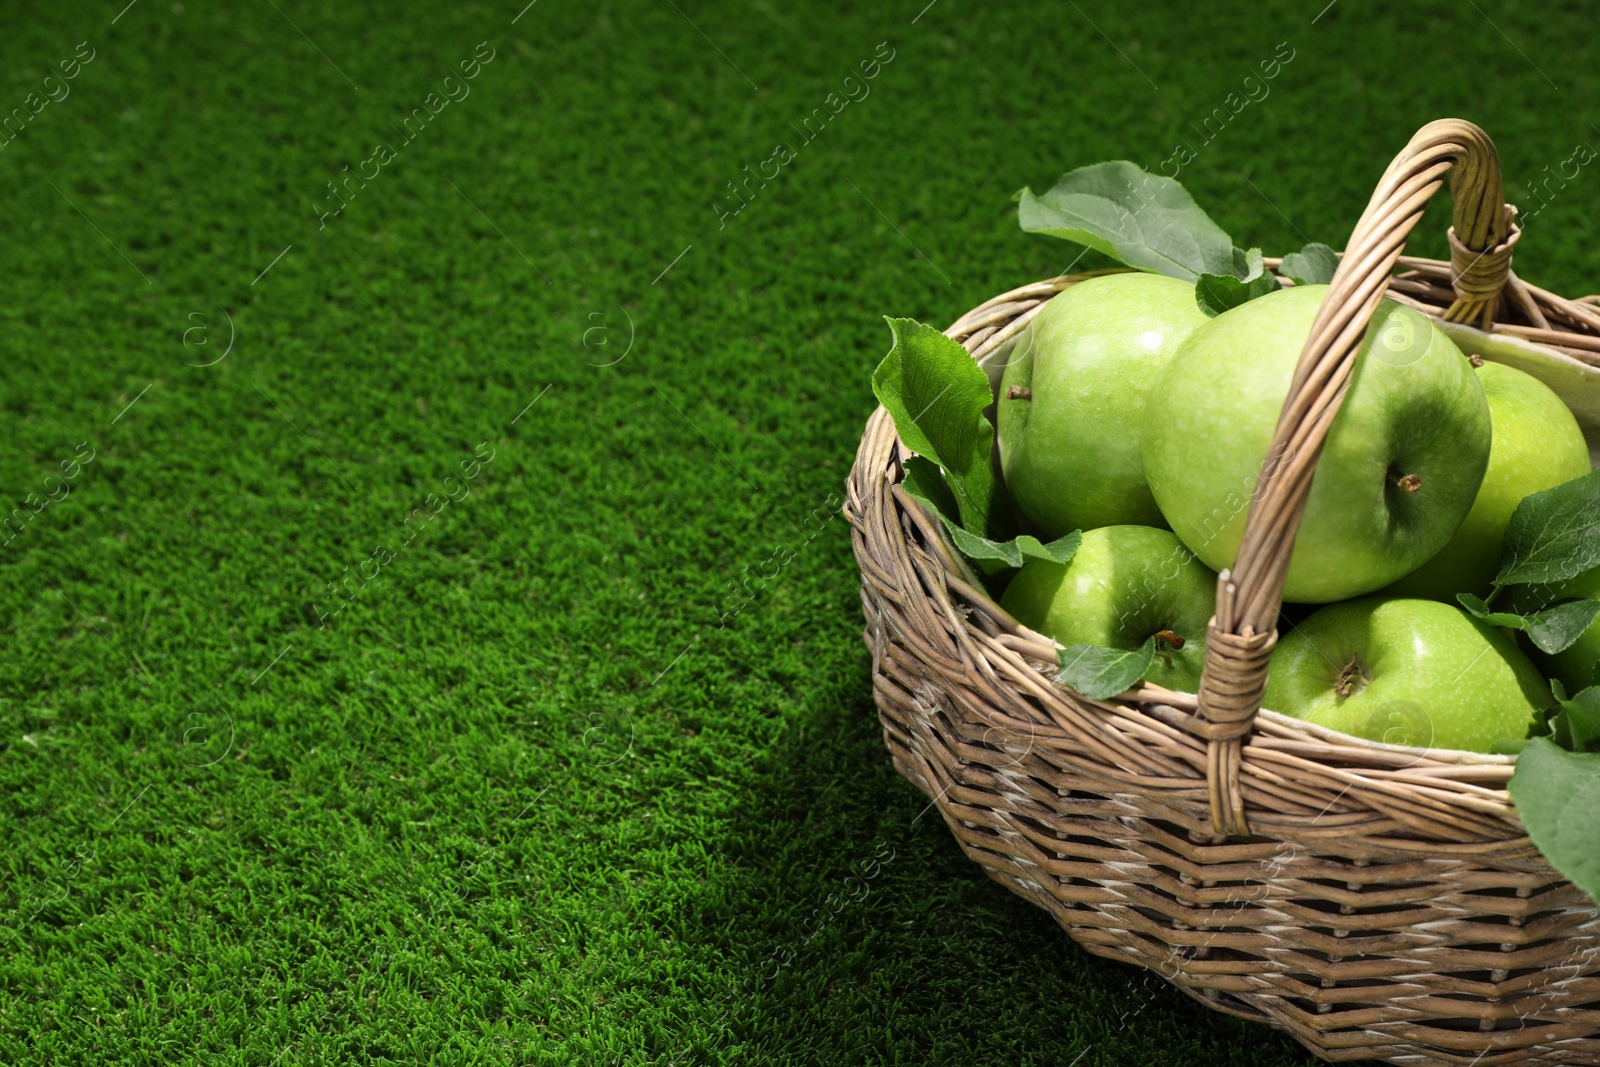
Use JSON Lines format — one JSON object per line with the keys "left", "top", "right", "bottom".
{"left": 940, "top": 517, "right": 1081, "bottom": 576}
{"left": 1527, "top": 600, "right": 1600, "bottom": 654}
{"left": 872, "top": 318, "right": 1014, "bottom": 539}
{"left": 1456, "top": 592, "right": 1526, "bottom": 629}
{"left": 1496, "top": 469, "right": 1600, "bottom": 586}
{"left": 900, "top": 455, "right": 962, "bottom": 525}
{"left": 1560, "top": 688, "right": 1600, "bottom": 751}
{"left": 901, "top": 454, "right": 1079, "bottom": 586}
{"left": 1015, "top": 161, "right": 1235, "bottom": 281}
{"left": 1057, "top": 639, "right": 1156, "bottom": 700}
{"left": 1195, "top": 246, "right": 1278, "bottom": 316}
{"left": 1532, "top": 684, "right": 1600, "bottom": 752}
{"left": 1508, "top": 739, "right": 1600, "bottom": 903}
{"left": 1279, "top": 242, "right": 1340, "bottom": 285}
{"left": 1456, "top": 593, "right": 1600, "bottom": 654}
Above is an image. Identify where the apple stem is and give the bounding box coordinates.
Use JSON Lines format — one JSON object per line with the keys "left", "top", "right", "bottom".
{"left": 1387, "top": 466, "right": 1422, "bottom": 493}
{"left": 1153, "top": 629, "right": 1185, "bottom": 650}
{"left": 1006, "top": 386, "right": 1033, "bottom": 401}
{"left": 1468, "top": 353, "right": 1485, "bottom": 368}
{"left": 1334, "top": 654, "right": 1368, "bottom": 698}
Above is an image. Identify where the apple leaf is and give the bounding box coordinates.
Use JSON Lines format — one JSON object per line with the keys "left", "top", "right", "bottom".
{"left": 1495, "top": 469, "right": 1600, "bottom": 586}
{"left": 900, "top": 455, "right": 962, "bottom": 526}
{"left": 1528, "top": 600, "right": 1600, "bottom": 654}
{"left": 1278, "top": 241, "right": 1340, "bottom": 285}
{"left": 1058, "top": 639, "right": 1155, "bottom": 701}
{"left": 1015, "top": 161, "right": 1235, "bottom": 282}
{"left": 1194, "top": 247, "right": 1279, "bottom": 317}
{"left": 1027, "top": 531, "right": 1083, "bottom": 565}
{"left": 1508, "top": 738, "right": 1600, "bottom": 904}
{"left": 941, "top": 516, "right": 1081, "bottom": 576}
{"left": 1530, "top": 684, "right": 1600, "bottom": 752}
{"left": 873, "top": 318, "right": 1014, "bottom": 539}
{"left": 902, "top": 456, "right": 1079, "bottom": 579}
{"left": 1559, "top": 688, "right": 1600, "bottom": 751}
{"left": 1456, "top": 593, "right": 1600, "bottom": 654}
{"left": 1455, "top": 592, "right": 1527, "bottom": 629}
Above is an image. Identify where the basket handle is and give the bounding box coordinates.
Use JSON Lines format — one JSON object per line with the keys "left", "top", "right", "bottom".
{"left": 1194, "top": 119, "right": 1518, "bottom": 836}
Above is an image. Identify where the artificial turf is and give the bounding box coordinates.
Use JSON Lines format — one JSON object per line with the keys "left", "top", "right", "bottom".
{"left": 1, "top": 0, "right": 1598, "bottom": 1063}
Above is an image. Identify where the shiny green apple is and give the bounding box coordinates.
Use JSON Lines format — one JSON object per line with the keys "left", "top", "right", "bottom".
{"left": 997, "top": 273, "right": 1207, "bottom": 537}
{"left": 1264, "top": 597, "right": 1549, "bottom": 753}
{"left": 1387, "top": 360, "right": 1590, "bottom": 601}
{"left": 1142, "top": 284, "right": 1491, "bottom": 603}
{"left": 1000, "top": 525, "right": 1217, "bottom": 691}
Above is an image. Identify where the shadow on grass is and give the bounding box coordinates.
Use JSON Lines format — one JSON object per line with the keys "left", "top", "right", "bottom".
{"left": 663, "top": 660, "right": 1320, "bottom": 1067}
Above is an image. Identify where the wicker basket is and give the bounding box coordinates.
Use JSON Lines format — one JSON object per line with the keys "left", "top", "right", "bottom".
{"left": 846, "top": 119, "right": 1600, "bottom": 1065}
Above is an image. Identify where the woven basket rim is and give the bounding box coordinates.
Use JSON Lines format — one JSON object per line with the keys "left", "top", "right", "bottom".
{"left": 898, "top": 247, "right": 1600, "bottom": 778}
{"left": 904, "top": 420, "right": 1526, "bottom": 771}
{"left": 856, "top": 409, "right": 1539, "bottom": 851}
{"left": 880, "top": 243, "right": 1595, "bottom": 755}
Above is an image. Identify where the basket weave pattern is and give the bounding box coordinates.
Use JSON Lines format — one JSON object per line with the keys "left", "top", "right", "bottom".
{"left": 846, "top": 121, "right": 1600, "bottom": 1065}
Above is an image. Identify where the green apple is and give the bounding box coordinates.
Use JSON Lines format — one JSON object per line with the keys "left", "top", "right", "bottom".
{"left": 997, "top": 273, "right": 1208, "bottom": 537}
{"left": 1387, "top": 361, "right": 1590, "bottom": 601}
{"left": 1000, "top": 525, "right": 1217, "bottom": 691}
{"left": 1142, "top": 284, "right": 1491, "bottom": 603}
{"left": 1264, "top": 597, "right": 1549, "bottom": 753}
{"left": 1511, "top": 566, "right": 1600, "bottom": 694}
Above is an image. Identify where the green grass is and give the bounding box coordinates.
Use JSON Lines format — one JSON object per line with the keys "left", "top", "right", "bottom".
{"left": 1, "top": 0, "right": 1597, "bottom": 1062}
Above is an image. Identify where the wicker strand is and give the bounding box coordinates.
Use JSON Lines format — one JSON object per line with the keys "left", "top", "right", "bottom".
{"left": 1192, "top": 612, "right": 1278, "bottom": 743}
{"left": 1196, "top": 119, "right": 1512, "bottom": 836}
{"left": 1447, "top": 213, "right": 1522, "bottom": 329}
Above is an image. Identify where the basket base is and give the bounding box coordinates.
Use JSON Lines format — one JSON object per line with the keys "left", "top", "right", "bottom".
{"left": 867, "top": 622, "right": 1600, "bottom": 1066}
